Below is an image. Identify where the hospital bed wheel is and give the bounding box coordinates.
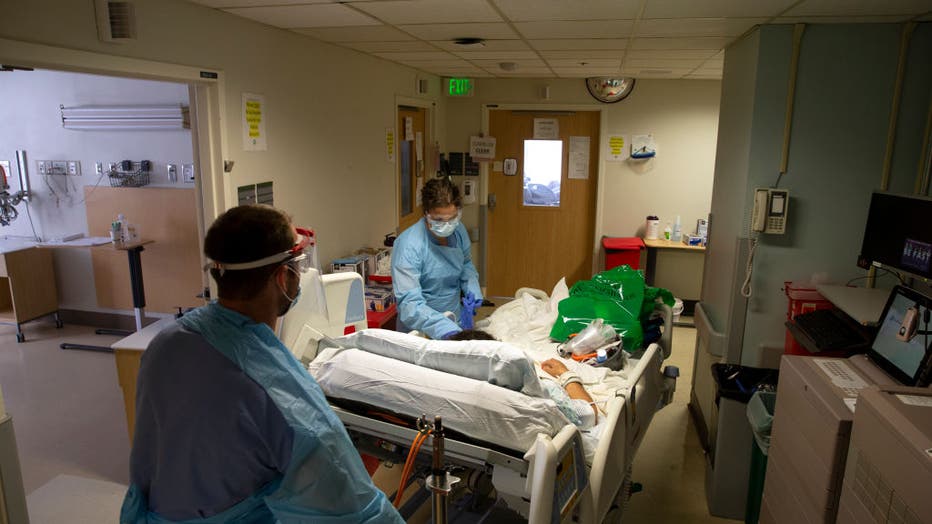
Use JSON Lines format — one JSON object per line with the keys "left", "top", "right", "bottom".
{"left": 16, "top": 333, "right": 25, "bottom": 343}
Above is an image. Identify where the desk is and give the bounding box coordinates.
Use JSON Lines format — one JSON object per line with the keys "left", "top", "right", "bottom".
{"left": 643, "top": 238, "right": 706, "bottom": 314}
{"left": 816, "top": 285, "right": 891, "bottom": 327}
{"left": 0, "top": 243, "right": 60, "bottom": 342}
{"left": 112, "top": 317, "right": 174, "bottom": 440}
{"left": 57, "top": 239, "right": 154, "bottom": 352}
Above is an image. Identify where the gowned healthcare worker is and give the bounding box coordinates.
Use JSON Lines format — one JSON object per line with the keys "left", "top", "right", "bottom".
{"left": 392, "top": 177, "right": 483, "bottom": 339}
{"left": 121, "top": 204, "right": 402, "bottom": 524}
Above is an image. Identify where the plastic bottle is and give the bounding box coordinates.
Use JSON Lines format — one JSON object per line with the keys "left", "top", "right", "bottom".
{"left": 663, "top": 224, "right": 672, "bottom": 240}
{"left": 112, "top": 214, "right": 125, "bottom": 244}
{"left": 672, "top": 215, "right": 682, "bottom": 242}
{"left": 645, "top": 215, "right": 660, "bottom": 240}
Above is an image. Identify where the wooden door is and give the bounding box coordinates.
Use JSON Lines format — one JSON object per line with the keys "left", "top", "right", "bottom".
{"left": 487, "top": 110, "right": 600, "bottom": 296}
{"left": 398, "top": 106, "right": 427, "bottom": 231}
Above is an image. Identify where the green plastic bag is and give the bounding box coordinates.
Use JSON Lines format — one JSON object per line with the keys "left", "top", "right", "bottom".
{"left": 550, "top": 265, "right": 674, "bottom": 351}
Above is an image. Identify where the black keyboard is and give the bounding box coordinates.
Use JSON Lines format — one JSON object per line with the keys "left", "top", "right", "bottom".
{"left": 793, "top": 309, "right": 867, "bottom": 351}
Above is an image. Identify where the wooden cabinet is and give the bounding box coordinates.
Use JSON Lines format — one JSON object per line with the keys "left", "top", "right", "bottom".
{"left": 0, "top": 247, "right": 59, "bottom": 342}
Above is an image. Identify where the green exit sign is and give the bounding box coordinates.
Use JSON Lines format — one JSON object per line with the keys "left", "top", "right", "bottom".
{"left": 444, "top": 78, "right": 474, "bottom": 97}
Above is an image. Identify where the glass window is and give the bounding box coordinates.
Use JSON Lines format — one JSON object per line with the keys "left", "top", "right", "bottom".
{"left": 523, "top": 140, "right": 562, "bottom": 207}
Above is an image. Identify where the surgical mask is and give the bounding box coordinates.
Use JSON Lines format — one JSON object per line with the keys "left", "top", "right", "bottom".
{"left": 426, "top": 211, "right": 461, "bottom": 238}
{"left": 277, "top": 265, "right": 302, "bottom": 317}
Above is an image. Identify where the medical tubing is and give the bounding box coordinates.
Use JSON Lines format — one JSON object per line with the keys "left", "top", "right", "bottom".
{"left": 394, "top": 429, "right": 432, "bottom": 508}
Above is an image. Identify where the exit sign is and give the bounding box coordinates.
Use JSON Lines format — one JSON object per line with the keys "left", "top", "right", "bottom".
{"left": 444, "top": 78, "right": 474, "bottom": 97}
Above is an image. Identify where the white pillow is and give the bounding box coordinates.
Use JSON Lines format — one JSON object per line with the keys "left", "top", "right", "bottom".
{"left": 327, "top": 329, "right": 548, "bottom": 398}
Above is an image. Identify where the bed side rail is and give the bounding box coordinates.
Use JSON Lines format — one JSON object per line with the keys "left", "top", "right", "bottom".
{"left": 654, "top": 302, "right": 673, "bottom": 359}
{"left": 525, "top": 425, "right": 590, "bottom": 524}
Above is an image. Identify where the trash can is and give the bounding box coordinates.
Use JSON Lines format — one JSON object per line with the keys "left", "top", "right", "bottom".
{"left": 706, "top": 364, "right": 779, "bottom": 520}
{"left": 745, "top": 391, "right": 777, "bottom": 524}
{"left": 602, "top": 237, "right": 645, "bottom": 271}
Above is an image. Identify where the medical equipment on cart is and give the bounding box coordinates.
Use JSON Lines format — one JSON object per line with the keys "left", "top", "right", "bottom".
{"left": 281, "top": 274, "right": 675, "bottom": 523}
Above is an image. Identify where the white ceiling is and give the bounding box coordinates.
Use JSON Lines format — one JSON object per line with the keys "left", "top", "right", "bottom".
{"left": 188, "top": 0, "right": 932, "bottom": 79}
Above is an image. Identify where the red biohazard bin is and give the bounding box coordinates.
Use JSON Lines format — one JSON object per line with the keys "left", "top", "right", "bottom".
{"left": 602, "top": 237, "right": 645, "bottom": 271}
{"left": 783, "top": 281, "right": 834, "bottom": 356}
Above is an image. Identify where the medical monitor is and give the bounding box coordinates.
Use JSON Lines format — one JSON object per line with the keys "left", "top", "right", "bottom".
{"left": 866, "top": 285, "right": 932, "bottom": 387}
{"left": 857, "top": 192, "right": 932, "bottom": 280}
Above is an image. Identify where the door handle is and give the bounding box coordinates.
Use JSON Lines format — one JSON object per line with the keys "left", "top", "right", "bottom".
{"left": 488, "top": 193, "right": 496, "bottom": 210}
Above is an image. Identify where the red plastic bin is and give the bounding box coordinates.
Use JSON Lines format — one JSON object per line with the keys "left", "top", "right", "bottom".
{"left": 783, "top": 280, "right": 834, "bottom": 356}
{"left": 602, "top": 237, "right": 645, "bottom": 271}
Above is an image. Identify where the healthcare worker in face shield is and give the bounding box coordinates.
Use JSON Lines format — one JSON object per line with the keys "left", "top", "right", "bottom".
{"left": 392, "top": 178, "right": 483, "bottom": 340}
{"left": 121, "top": 204, "right": 402, "bottom": 524}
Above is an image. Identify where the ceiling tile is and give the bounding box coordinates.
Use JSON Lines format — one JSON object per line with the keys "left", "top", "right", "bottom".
{"left": 624, "top": 68, "right": 695, "bottom": 78}
{"left": 625, "top": 49, "right": 718, "bottom": 60}
{"left": 625, "top": 58, "right": 706, "bottom": 69}
{"left": 551, "top": 68, "right": 622, "bottom": 78}
{"left": 431, "top": 39, "right": 531, "bottom": 52}
{"left": 782, "top": 0, "right": 932, "bottom": 17}
{"left": 344, "top": 41, "right": 439, "bottom": 53}
{"left": 643, "top": 0, "right": 797, "bottom": 19}
{"left": 225, "top": 4, "right": 380, "bottom": 28}
{"left": 352, "top": 0, "right": 502, "bottom": 24}
{"left": 471, "top": 58, "right": 548, "bottom": 69}
{"left": 374, "top": 51, "right": 458, "bottom": 61}
{"left": 636, "top": 18, "right": 766, "bottom": 37}
{"left": 485, "top": 68, "right": 555, "bottom": 77}
{"left": 292, "top": 25, "right": 414, "bottom": 42}
{"left": 492, "top": 0, "right": 642, "bottom": 21}
{"left": 545, "top": 58, "right": 621, "bottom": 68}
{"left": 529, "top": 39, "right": 629, "bottom": 50}
{"left": 452, "top": 50, "right": 541, "bottom": 60}
{"left": 629, "top": 36, "right": 730, "bottom": 50}
{"left": 398, "top": 23, "right": 520, "bottom": 40}
{"left": 539, "top": 49, "right": 625, "bottom": 59}
{"left": 515, "top": 20, "right": 635, "bottom": 39}
{"left": 775, "top": 15, "right": 916, "bottom": 23}
{"left": 190, "top": 0, "right": 328, "bottom": 7}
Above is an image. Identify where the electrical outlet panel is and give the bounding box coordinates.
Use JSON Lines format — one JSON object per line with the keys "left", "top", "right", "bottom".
{"left": 38, "top": 160, "right": 81, "bottom": 175}
{"left": 96, "top": 162, "right": 104, "bottom": 176}
{"left": 167, "top": 163, "right": 178, "bottom": 183}
{"left": 182, "top": 163, "right": 195, "bottom": 183}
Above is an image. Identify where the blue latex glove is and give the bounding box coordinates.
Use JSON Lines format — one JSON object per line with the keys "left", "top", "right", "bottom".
{"left": 460, "top": 292, "right": 481, "bottom": 330}
{"left": 442, "top": 330, "right": 461, "bottom": 340}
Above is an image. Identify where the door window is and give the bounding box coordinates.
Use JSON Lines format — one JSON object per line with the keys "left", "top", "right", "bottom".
{"left": 523, "top": 139, "right": 562, "bottom": 207}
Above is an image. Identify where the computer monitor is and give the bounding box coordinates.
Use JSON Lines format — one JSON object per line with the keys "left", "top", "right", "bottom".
{"left": 858, "top": 192, "right": 932, "bottom": 280}
{"left": 866, "top": 285, "right": 932, "bottom": 386}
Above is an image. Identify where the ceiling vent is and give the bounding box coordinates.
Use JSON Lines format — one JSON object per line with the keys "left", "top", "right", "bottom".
{"left": 453, "top": 37, "right": 485, "bottom": 49}
{"left": 95, "top": 0, "right": 137, "bottom": 43}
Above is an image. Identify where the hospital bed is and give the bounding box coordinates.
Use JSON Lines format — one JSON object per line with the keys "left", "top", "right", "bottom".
{"left": 282, "top": 271, "right": 676, "bottom": 523}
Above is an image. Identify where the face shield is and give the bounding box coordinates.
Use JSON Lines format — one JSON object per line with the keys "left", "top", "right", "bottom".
{"left": 205, "top": 227, "right": 329, "bottom": 322}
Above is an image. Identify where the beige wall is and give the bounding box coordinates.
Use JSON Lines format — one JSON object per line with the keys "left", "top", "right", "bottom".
{"left": 0, "top": 0, "right": 444, "bottom": 268}
{"left": 445, "top": 77, "right": 721, "bottom": 272}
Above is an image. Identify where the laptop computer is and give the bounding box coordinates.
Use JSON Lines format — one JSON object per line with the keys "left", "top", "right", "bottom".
{"left": 865, "top": 285, "right": 932, "bottom": 387}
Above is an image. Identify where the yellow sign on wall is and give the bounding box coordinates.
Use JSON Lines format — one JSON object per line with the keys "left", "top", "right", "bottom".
{"left": 242, "top": 93, "right": 267, "bottom": 151}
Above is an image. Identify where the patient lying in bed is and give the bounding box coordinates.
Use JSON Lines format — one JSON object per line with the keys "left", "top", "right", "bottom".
{"left": 309, "top": 328, "right": 607, "bottom": 455}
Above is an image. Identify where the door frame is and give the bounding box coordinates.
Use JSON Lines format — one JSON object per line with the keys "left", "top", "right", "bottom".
{"left": 394, "top": 96, "right": 436, "bottom": 233}
{"left": 0, "top": 37, "right": 227, "bottom": 294}
{"left": 480, "top": 103, "right": 609, "bottom": 291}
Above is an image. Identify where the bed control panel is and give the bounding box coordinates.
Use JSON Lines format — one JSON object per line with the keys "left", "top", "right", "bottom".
{"left": 553, "top": 433, "right": 588, "bottom": 522}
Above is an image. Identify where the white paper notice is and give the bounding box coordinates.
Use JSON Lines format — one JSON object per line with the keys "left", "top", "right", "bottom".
{"left": 569, "top": 136, "right": 590, "bottom": 179}
{"left": 533, "top": 118, "right": 559, "bottom": 139}
{"left": 415, "top": 131, "right": 424, "bottom": 162}
{"left": 469, "top": 136, "right": 496, "bottom": 160}
{"left": 385, "top": 128, "right": 395, "bottom": 163}
{"left": 243, "top": 93, "right": 267, "bottom": 151}
{"left": 605, "top": 135, "right": 628, "bottom": 161}
{"left": 404, "top": 117, "right": 414, "bottom": 141}
{"left": 896, "top": 394, "right": 932, "bottom": 407}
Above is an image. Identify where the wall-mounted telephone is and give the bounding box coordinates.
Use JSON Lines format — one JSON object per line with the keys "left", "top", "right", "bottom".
{"left": 751, "top": 188, "right": 789, "bottom": 234}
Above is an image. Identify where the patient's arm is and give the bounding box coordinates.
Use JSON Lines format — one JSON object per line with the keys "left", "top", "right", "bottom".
{"left": 541, "top": 359, "right": 598, "bottom": 423}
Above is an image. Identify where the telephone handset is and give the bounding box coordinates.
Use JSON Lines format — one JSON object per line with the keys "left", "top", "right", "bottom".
{"left": 751, "top": 188, "right": 789, "bottom": 234}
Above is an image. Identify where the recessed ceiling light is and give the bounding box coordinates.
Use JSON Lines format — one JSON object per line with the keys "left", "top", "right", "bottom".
{"left": 499, "top": 62, "right": 518, "bottom": 72}
{"left": 453, "top": 37, "right": 485, "bottom": 48}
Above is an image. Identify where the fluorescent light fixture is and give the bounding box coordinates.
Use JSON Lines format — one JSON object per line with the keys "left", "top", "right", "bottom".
{"left": 61, "top": 104, "right": 189, "bottom": 130}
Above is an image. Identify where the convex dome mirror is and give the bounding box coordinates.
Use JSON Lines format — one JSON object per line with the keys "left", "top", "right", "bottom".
{"left": 585, "top": 77, "right": 636, "bottom": 103}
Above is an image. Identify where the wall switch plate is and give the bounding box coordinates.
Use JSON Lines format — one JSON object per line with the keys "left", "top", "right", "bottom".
{"left": 67, "top": 161, "right": 81, "bottom": 175}
{"left": 182, "top": 163, "right": 195, "bottom": 183}
{"left": 167, "top": 163, "right": 178, "bottom": 183}
{"left": 37, "top": 160, "right": 49, "bottom": 175}
{"left": 96, "top": 162, "right": 104, "bottom": 175}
